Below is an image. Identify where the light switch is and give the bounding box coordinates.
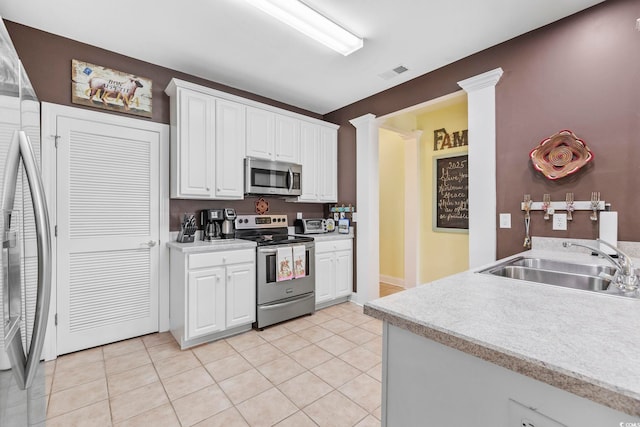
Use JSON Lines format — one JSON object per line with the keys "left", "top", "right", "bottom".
{"left": 553, "top": 213, "right": 567, "bottom": 231}
{"left": 499, "top": 213, "right": 511, "bottom": 229}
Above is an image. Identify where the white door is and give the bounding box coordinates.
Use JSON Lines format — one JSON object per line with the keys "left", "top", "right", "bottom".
{"left": 214, "top": 99, "right": 245, "bottom": 199}
{"left": 246, "top": 107, "right": 274, "bottom": 161}
{"left": 335, "top": 250, "right": 352, "bottom": 297}
{"left": 298, "top": 122, "right": 319, "bottom": 202}
{"left": 187, "top": 267, "right": 225, "bottom": 340}
{"left": 274, "top": 114, "right": 299, "bottom": 163}
{"left": 176, "top": 88, "right": 214, "bottom": 198}
{"left": 56, "top": 115, "right": 160, "bottom": 355}
{"left": 225, "top": 262, "right": 256, "bottom": 328}
{"left": 315, "top": 252, "right": 334, "bottom": 304}
{"left": 319, "top": 127, "right": 338, "bottom": 202}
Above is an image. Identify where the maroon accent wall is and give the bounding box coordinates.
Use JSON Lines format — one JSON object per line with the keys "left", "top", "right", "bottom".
{"left": 4, "top": 21, "right": 327, "bottom": 230}
{"left": 325, "top": 0, "right": 640, "bottom": 259}
{"left": 7, "top": 0, "right": 640, "bottom": 256}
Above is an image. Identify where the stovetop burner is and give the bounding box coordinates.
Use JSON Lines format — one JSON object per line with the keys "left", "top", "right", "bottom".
{"left": 233, "top": 214, "right": 314, "bottom": 246}
{"left": 237, "top": 232, "right": 313, "bottom": 246}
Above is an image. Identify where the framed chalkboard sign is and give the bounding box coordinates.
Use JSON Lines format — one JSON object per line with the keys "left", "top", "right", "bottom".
{"left": 433, "top": 153, "right": 469, "bottom": 233}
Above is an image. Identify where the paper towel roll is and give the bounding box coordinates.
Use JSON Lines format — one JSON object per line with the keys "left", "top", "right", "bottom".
{"left": 599, "top": 211, "right": 618, "bottom": 255}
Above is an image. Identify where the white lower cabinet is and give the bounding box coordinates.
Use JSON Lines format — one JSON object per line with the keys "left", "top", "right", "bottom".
{"left": 187, "top": 267, "right": 225, "bottom": 338}
{"left": 315, "top": 239, "right": 353, "bottom": 308}
{"left": 170, "top": 248, "right": 256, "bottom": 349}
{"left": 225, "top": 263, "right": 256, "bottom": 328}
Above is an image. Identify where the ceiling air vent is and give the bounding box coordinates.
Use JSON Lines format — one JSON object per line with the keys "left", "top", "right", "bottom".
{"left": 378, "top": 65, "right": 409, "bottom": 81}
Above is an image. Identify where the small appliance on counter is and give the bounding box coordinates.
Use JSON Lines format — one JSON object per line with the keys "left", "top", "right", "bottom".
{"left": 294, "top": 218, "right": 329, "bottom": 234}
{"left": 222, "top": 208, "right": 237, "bottom": 239}
{"left": 338, "top": 218, "right": 350, "bottom": 234}
{"left": 177, "top": 213, "right": 197, "bottom": 243}
{"left": 325, "top": 218, "right": 335, "bottom": 232}
{"left": 201, "top": 209, "right": 224, "bottom": 240}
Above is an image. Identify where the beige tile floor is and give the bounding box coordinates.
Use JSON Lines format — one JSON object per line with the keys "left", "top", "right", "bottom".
{"left": 43, "top": 302, "right": 383, "bottom": 427}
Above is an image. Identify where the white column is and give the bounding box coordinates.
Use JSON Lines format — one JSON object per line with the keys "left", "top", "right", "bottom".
{"left": 350, "top": 113, "right": 380, "bottom": 304}
{"left": 403, "top": 131, "right": 422, "bottom": 288}
{"left": 458, "top": 68, "right": 503, "bottom": 268}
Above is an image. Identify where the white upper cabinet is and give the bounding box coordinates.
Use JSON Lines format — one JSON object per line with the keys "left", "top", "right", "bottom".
{"left": 246, "top": 106, "right": 275, "bottom": 160}
{"left": 319, "top": 126, "right": 338, "bottom": 202}
{"left": 170, "top": 87, "right": 214, "bottom": 198}
{"left": 214, "top": 99, "right": 245, "bottom": 199}
{"left": 274, "top": 114, "right": 300, "bottom": 163}
{"left": 298, "top": 122, "right": 337, "bottom": 203}
{"left": 246, "top": 107, "right": 300, "bottom": 164}
{"left": 166, "top": 78, "right": 337, "bottom": 202}
{"left": 298, "top": 121, "right": 320, "bottom": 202}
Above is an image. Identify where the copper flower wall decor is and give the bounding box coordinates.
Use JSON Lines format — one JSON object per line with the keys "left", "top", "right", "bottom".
{"left": 529, "top": 130, "right": 593, "bottom": 180}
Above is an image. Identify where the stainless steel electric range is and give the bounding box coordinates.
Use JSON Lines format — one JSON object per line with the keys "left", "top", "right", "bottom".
{"left": 235, "top": 214, "right": 315, "bottom": 329}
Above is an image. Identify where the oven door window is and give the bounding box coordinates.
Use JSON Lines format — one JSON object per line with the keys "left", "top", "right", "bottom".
{"left": 266, "top": 250, "right": 310, "bottom": 283}
{"left": 251, "top": 168, "right": 289, "bottom": 189}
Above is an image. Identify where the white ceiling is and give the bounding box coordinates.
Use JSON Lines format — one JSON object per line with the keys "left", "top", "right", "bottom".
{"left": 1, "top": 0, "right": 604, "bottom": 114}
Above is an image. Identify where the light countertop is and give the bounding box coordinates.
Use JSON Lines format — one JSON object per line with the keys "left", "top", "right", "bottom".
{"left": 364, "top": 249, "right": 640, "bottom": 416}
{"left": 307, "top": 231, "right": 354, "bottom": 242}
{"left": 167, "top": 239, "right": 256, "bottom": 253}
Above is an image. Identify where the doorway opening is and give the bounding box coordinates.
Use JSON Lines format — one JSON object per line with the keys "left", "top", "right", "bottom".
{"left": 378, "top": 92, "right": 469, "bottom": 295}
{"left": 350, "top": 68, "right": 503, "bottom": 305}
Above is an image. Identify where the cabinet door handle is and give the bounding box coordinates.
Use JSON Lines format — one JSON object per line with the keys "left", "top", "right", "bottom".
{"left": 144, "top": 240, "right": 157, "bottom": 247}
{"left": 227, "top": 275, "right": 231, "bottom": 282}
{"left": 206, "top": 186, "right": 210, "bottom": 191}
{"left": 216, "top": 275, "right": 220, "bottom": 282}
{"left": 222, "top": 257, "right": 226, "bottom": 263}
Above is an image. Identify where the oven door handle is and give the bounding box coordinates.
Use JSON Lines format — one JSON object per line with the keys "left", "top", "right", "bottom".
{"left": 258, "top": 247, "right": 278, "bottom": 255}
{"left": 260, "top": 293, "right": 315, "bottom": 310}
{"left": 258, "top": 244, "right": 311, "bottom": 255}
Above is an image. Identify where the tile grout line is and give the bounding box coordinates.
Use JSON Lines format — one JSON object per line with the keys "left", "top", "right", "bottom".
{"left": 45, "top": 303, "right": 382, "bottom": 426}
{"left": 193, "top": 342, "right": 253, "bottom": 426}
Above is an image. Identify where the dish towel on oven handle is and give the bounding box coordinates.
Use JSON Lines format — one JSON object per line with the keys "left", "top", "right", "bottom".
{"left": 293, "top": 245, "right": 306, "bottom": 279}
{"left": 276, "top": 246, "right": 293, "bottom": 281}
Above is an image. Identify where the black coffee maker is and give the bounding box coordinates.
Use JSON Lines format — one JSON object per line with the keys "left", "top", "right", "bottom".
{"left": 201, "top": 209, "right": 224, "bottom": 240}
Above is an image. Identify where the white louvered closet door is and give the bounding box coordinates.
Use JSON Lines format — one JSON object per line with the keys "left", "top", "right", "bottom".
{"left": 56, "top": 116, "right": 159, "bottom": 355}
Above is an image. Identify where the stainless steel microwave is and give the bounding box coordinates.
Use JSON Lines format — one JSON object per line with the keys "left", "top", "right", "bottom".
{"left": 244, "top": 158, "right": 302, "bottom": 197}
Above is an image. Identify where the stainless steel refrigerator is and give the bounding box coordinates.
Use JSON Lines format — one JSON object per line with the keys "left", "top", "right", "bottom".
{"left": 0, "top": 17, "right": 52, "bottom": 427}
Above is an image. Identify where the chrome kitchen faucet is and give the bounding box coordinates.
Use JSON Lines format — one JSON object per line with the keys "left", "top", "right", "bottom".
{"left": 563, "top": 240, "right": 639, "bottom": 292}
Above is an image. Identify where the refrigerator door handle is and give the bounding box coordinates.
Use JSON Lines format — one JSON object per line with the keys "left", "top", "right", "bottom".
{"left": 2, "top": 130, "right": 52, "bottom": 390}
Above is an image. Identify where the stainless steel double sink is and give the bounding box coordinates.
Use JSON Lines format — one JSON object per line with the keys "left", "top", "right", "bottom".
{"left": 479, "top": 256, "right": 617, "bottom": 293}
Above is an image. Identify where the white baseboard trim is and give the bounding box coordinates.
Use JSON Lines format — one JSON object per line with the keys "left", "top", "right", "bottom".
{"left": 379, "top": 275, "right": 406, "bottom": 288}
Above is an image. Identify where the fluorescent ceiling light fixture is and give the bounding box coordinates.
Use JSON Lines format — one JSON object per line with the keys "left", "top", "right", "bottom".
{"left": 245, "top": 0, "right": 363, "bottom": 56}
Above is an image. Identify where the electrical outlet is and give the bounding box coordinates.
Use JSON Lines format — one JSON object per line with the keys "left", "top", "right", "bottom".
{"left": 508, "top": 400, "right": 567, "bottom": 427}
{"left": 351, "top": 212, "right": 358, "bottom": 222}
{"left": 296, "top": 212, "right": 303, "bottom": 219}
{"left": 500, "top": 213, "right": 511, "bottom": 228}
{"left": 552, "top": 213, "right": 567, "bottom": 231}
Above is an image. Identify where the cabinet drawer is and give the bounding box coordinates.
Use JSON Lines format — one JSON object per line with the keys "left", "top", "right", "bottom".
{"left": 188, "top": 250, "right": 255, "bottom": 270}
{"left": 315, "top": 239, "right": 352, "bottom": 254}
